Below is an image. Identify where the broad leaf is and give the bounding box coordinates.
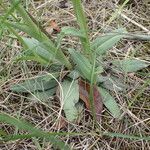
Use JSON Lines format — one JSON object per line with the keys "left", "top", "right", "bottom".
{"left": 10, "top": 74, "right": 58, "bottom": 93}
{"left": 92, "top": 28, "right": 126, "bottom": 55}
{"left": 79, "top": 80, "right": 103, "bottom": 122}
{"left": 100, "top": 75, "right": 127, "bottom": 91}
{"left": 67, "top": 70, "right": 80, "bottom": 80}
{"left": 5, "top": 22, "right": 40, "bottom": 40}
{"left": 112, "top": 58, "right": 149, "bottom": 73}
{"left": 68, "top": 48, "right": 92, "bottom": 81}
{"left": 28, "top": 88, "right": 56, "bottom": 102}
{"left": 61, "top": 80, "right": 79, "bottom": 122}
{"left": 61, "top": 27, "right": 86, "bottom": 38}
{"left": 20, "top": 37, "right": 54, "bottom": 64}
{"left": 17, "top": 50, "right": 49, "bottom": 64}
{"left": 97, "top": 75, "right": 109, "bottom": 83}
{"left": 98, "top": 87, "right": 121, "bottom": 118}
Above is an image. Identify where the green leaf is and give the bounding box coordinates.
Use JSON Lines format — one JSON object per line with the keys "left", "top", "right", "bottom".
{"left": 68, "top": 48, "right": 92, "bottom": 81}
{"left": 20, "top": 37, "right": 54, "bottom": 64}
{"left": 0, "top": 113, "right": 70, "bottom": 149}
{"left": 61, "top": 27, "right": 86, "bottom": 38}
{"left": 5, "top": 22, "right": 40, "bottom": 39}
{"left": 4, "top": 22, "right": 72, "bottom": 69}
{"left": 28, "top": 88, "right": 56, "bottom": 102}
{"left": 4, "top": 1, "right": 72, "bottom": 69}
{"left": 103, "top": 132, "right": 150, "bottom": 141}
{"left": 95, "top": 66, "right": 104, "bottom": 74}
{"left": 10, "top": 74, "right": 59, "bottom": 93}
{"left": 10, "top": 0, "right": 40, "bottom": 30}
{"left": 0, "top": 114, "right": 39, "bottom": 132}
{"left": 97, "top": 76, "right": 108, "bottom": 83}
{"left": 112, "top": 58, "right": 149, "bottom": 72}
{"left": 71, "top": 0, "right": 92, "bottom": 56}
{"left": 61, "top": 80, "right": 79, "bottom": 122}
{"left": 92, "top": 28, "right": 126, "bottom": 55}
{"left": 0, "top": 0, "right": 20, "bottom": 23}
{"left": 67, "top": 70, "right": 80, "bottom": 80}
{"left": 98, "top": 87, "right": 121, "bottom": 118}
{"left": 100, "top": 75, "right": 127, "bottom": 91}
{"left": 17, "top": 51, "right": 49, "bottom": 64}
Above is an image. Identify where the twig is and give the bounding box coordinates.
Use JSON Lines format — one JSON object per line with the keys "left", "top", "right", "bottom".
{"left": 124, "top": 33, "right": 150, "bottom": 41}
{"left": 120, "top": 13, "right": 150, "bottom": 34}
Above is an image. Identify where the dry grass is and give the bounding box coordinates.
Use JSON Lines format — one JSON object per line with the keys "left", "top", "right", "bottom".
{"left": 0, "top": 0, "right": 150, "bottom": 149}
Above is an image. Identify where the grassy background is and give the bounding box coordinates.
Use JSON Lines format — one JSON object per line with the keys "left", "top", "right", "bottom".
{"left": 0, "top": 0, "right": 150, "bottom": 149}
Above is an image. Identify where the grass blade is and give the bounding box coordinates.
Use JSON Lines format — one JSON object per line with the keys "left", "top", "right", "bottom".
{"left": 71, "top": 0, "right": 92, "bottom": 58}
{"left": 103, "top": 132, "right": 150, "bottom": 141}
{"left": 0, "top": 0, "right": 19, "bottom": 23}
{"left": 0, "top": 113, "right": 70, "bottom": 149}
